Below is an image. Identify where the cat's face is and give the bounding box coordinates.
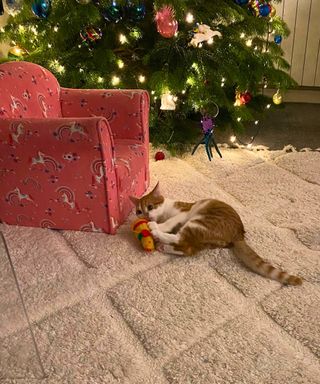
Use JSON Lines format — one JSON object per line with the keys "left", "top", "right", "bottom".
{"left": 130, "top": 182, "right": 165, "bottom": 221}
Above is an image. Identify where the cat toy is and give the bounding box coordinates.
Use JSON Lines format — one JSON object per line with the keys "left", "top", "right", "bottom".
{"left": 191, "top": 104, "right": 222, "bottom": 161}
{"left": 131, "top": 217, "right": 155, "bottom": 252}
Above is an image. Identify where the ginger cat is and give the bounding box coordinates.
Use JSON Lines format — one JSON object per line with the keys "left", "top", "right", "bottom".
{"left": 130, "top": 182, "right": 302, "bottom": 286}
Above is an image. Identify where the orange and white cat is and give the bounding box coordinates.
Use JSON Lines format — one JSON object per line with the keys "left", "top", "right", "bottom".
{"left": 130, "top": 182, "right": 302, "bottom": 286}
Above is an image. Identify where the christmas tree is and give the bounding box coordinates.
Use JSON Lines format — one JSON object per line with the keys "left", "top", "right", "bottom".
{"left": 0, "top": 0, "right": 295, "bottom": 150}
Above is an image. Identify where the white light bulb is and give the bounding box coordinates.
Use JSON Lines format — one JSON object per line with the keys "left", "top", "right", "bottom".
{"left": 237, "top": 117, "right": 241, "bottom": 122}
{"left": 221, "top": 83, "right": 225, "bottom": 87}
{"left": 255, "top": 120, "right": 259, "bottom": 125}
{"left": 48, "top": 43, "right": 52, "bottom": 48}
{"left": 98, "top": 77, "right": 103, "bottom": 83}
{"left": 246, "top": 39, "right": 252, "bottom": 47}
{"left": 266, "top": 104, "right": 271, "bottom": 109}
{"left": 182, "top": 90, "right": 186, "bottom": 94}
{"left": 0, "top": 27, "right": 5, "bottom": 33}
{"left": 186, "top": 12, "right": 194, "bottom": 23}
{"left": 222, "top": 77, "right": 226, "bottom": 82}
{"left": 79, "top": 68, "right": 84, "bottom": 73}
{"left": 117, "top": 59, "right": 124, "bottom": 69}
{"left": 111, "top": 76, "right": 120, "bottom": 86}
{"left": 54, "top": 26, "right": 59, "bottom": 32}
{"left": 119, "top": 34, "right": 127, "bottom": 44}
{"left": 264, "top": 83, "right": 267, "bottom": 88}
{"left": 173, "top": 96, "right": 178, "bottom": 102}
{"left": 230, "top": 135, "right": 237, "bottom": 143}
{"left": 138, "top": 75, "right": 146, "bottom": 83}
{"left": 151, "top": 90, "right": 155, "bottom": 95}
{"left": 240, "top": 33, "right": 245, "bottom": 39}
{"left": 18, "top": 25, "right": 25, "bottom": 33}
{"left": 254, "top": 46, "right": 258, "bottom": 51}
{"left": 207, "top": 37, "right": 213, "bottom": 45}
{"left": 198, "top": 43, "right": 203, "bottom": 48}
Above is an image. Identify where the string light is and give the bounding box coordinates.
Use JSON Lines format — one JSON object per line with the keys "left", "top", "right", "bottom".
{"left": 246, "top": 39, "right": 252, "bottom": 47}
{"left": 50, "top": 59, "right": 65, "bottom": 74}
{"left": 182, "top": 90, "right": 186, "bottom": 94}
{"left": 117, "top": 59, "right": 124, "bottom": 69}
{"left": 119, "top": 34, "right": 127, "bottom": 44}
{"left": 207, "top": 37, "right": 213, "bottom": 45}
{"left": 0, "top": 27, "right": 5, "bottom": 33}
{"left": 173, "top": 96, "right": 178, "bottom": 102}
{"left": 237, "top": 117, "right": 241, "bottom": 122}
{"left": 97, "top": 76, "right": 103, "bottom": 83}
{"left": 266, "top": 104, "right": 271, "bottom": 109}
{"left": 48, "top": 43, "right": 52, "bottom": 48}
{"left": 240, "top": 33, "right": 245, "bottom": 39}
{"left": 186, "top": 12, "right": 194, "bottom": 23}
{"left": 230, "top": 135, "right": 237, "bottom": 143}
{"left": 111, "top": 75, "right": 120, "bottom": 86}
{"left": 30, "top": 26, "right": 38, "bottom": 35}
{"left": 151, "top": 91, "right": 155, "bottom": 95}
{"left": 53, "top": 26, "right": 59, "bottom": 32}
{"left": 79, "top": 68, "right": 84, "bottom": 73}
{"left": 18, "top": 25, "right": 25, "bottom": 33}
{"left": 255, "top": 120, "right": 259, "bottom": 125}
{"left": 138, "top": 75, "right": 146, "bottom": 83}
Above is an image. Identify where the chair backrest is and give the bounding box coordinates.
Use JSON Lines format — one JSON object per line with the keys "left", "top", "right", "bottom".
{"left": 0, "top": 61, "right": 62, "bottom": 119}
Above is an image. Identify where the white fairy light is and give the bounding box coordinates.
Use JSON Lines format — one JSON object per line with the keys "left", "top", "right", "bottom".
{"left": 79, "top": 68, "right": 84, "bottom": 73}
{"left": 97, "top": 76, "right": 104, "bottom": 83}
{"left": 240, "top": 33, "right": 245, "bottom": 39}
{"left": 111, "top": 75, "right": 120, "bottom": 86}
{"left": 237, "top": 117, "right": 241, "bottom": 122}
{"left": 230, "top": 135, "right": 237, "bottom": 143}
{"left": 254, "top": 46, "right": 258, "bottom": 51}
{"left": 266, "top": 104, "right": 271, "bottom": 109}
{"left": 119, "top": 34, "right": 127, "bottom": 44}
{"left": 117, "top": 59, "right": 124, "bottom": 69}
{"left": 53, "top": 26, "right": 59, "bottom": 32}
{"left": 0, "top": 27, "right": 5, "bottom": 33}
{"left": 221, "top": 82, "right": 225, "bottom": 87}
{"left": 182, "top": 90, "right": 186, "bottom": 94}
{"left": 207, "top": 37, "right": 213, "bottom": 45}
{"left": 48, "top": 43, "right": 52, "bottom": 48}
{"left": 222, "top": 77, "right": 226, "bottom": 82}
{"left": 186, "top": 12, "right": 194, "bottom": 23}
{"left": 30, "top": 26, "right": 38, "bottom": 35}
{"left": 151, "top": 90, "right": 155, "bottom": 95}
{"left": 255, "top": 120, "right": 259, "bottom": 125}
{"left": 246, "top": 39, "right": 252, "bottom": 47}
{"left": 264, "top": 83, "right": 268, "bottom": 88}
{"left": 198, "top": 43, "right": 203, "bottom": 48}
{"left": 18, "top": 25, "right": 25, "bottom": 33}
{"left": 138, "top": 75, "right": 146, "bottom": 83}
{"left": 173, "top": 96, "right": 178, "bottom": 102}
{"left": 78, "top": 44, "right": 82, "bottom": 48}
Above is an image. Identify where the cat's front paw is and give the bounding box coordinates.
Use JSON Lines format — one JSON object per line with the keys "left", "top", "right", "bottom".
{"left": 148, "top": 221, "right": 159, "bottom": 232}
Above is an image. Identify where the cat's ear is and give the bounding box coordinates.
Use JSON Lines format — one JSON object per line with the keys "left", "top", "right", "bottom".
{"left": 151, "top": 181, "right": 161, "bottom": 197}
{"left": 129, "top": 196, "right": 139, "bottom": 206}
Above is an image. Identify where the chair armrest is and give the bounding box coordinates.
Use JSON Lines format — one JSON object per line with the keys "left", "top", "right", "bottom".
{"left": 60, "top": 88, "right": 150, "bottom": 143}
{"left": 0, "top": 117, "right": 120, "bottom": 233}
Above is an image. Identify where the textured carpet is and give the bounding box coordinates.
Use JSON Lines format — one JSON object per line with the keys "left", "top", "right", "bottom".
{"left": 1, "top": 146, "right": 319, "bottom": 383}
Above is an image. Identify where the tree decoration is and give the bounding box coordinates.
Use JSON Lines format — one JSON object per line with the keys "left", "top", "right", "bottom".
{"left": 259, "top": 3, "right": 271, "bottom": 17}
{"left": 189, "top": 24, "right": 222, "bottom": 47}
{"left": 4, "top": 0, "right": 23, "bottom": 16}
{"left": 155, "top": 151, "right": 165, "bottom": 161}
{"left": 249, "top": 1, "right": 271, "bottom": 17}
{"left": 240, "top": 91, "right": 252, "bottom": 104}
{"left": 80, "top": 26, "right": 102, "bottom": 49}
{"left": 32, "top": 0, "right": 51, "bottom": 19}
{"left": 76, "top": 0, "right": 91, "bottom": 4}
{"left": 8, "top": 45, "right": 28, "bottom": 58}
{"left": 274, "top": 34, "right": 282, "bottom": 44}
{"left": 160, "top": 92, "right": 176, "bottom": 110}
{"left": 192, "top": 109, "right": 222, "bottom": 161}
{"left": 125, "top": 0, "right": 146, "bottom": 22}
{"left": 155, "top": 6, "right": 178, "bottom": 38}
{"left": 272, "top": 90, "right": 282, "bottom": 105}
{"left": 101, "top": 1, "right": 123, "bottom": 23}
{"left": 270, "top": 5, "right": 276, "bottom": 17}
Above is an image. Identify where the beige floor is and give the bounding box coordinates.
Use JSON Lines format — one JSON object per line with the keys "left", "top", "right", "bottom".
{"left": 1, "top": 146, "right": 320, "bottom": 383}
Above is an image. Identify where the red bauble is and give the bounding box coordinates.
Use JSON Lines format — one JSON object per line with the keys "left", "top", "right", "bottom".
{"left": 155, "top": 6, "right": 178, "bottom": 38}
{"left": 155, "top": 151, "right": 165, "bottom": 161}
{"left": 240, "top": 92, "right": 252, "bottom": 104}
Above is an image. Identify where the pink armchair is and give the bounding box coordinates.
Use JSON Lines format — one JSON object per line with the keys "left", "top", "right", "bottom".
{"left": 0, "top": 61, "right": 150, "bottom": 234}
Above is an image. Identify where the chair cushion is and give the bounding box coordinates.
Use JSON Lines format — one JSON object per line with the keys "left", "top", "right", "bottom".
{"left": 114, "top": 140, "right": 146, "bottom": 193}
{"left": 0, "top": 61, "right": 61, "bottom": 119}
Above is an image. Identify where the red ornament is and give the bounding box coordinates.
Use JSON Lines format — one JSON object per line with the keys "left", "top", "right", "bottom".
{"left": 239, "top": 91, "right": 252, "bottom": 104}
{"left": 155, "top": 6, "right": 178, "bottom": 38}
{"left": 155, "top": 151, "right": 165, "bottom": 161}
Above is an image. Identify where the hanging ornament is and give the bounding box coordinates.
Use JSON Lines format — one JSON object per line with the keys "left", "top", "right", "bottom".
{"left": 234, "top": 0, "right": 249, "bottom": 5}
{"left": 240, "top": 91, "right": 252, "bottom": 104}
{"left": 76, "top": 0, "right": 91, "bottom": 3}
{"left": 80, "top": 26, "right": 102, "bottom": 49}
{"left": 259, "top": 3, "right": 271, "bottom": 17}
{"left": 272, "top": 90, "right": 282, "bottom": 105}
{"left": 270, "top": 5, "right": 276, "bottom": 17}
{"left": 155, "top": 6, "right": 178, "bottom": 38}
{"left": 274, "top": 34, "right": 282, "bottom": 44}
{"left": 101, "top": 1, "right": 123, "bottom": 23}
{"left": 160, "top": 92, "right": 176, "bottom": 110}
{"left": 8, "top": 45, "right": 28, "bottom": 58}
{"left": 32, "top": 0, "right": 51, "bottom": 19}
{"left": 189, "top": 24, "right": 222, "bottom": 47}
{"left": 4, "top": 0, "right": 23, "bottom": 16}
{"left": 125, "top": 1, "right": 146, "bottom": 22}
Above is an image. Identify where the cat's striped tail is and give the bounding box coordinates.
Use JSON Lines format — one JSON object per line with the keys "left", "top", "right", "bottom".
{"left": 232, "top": 240, "right": 302, "bottom": 286}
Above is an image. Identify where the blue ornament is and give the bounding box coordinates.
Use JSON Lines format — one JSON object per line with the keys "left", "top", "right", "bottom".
{"left": 125, "top": 1, "right": 146, "bottom": 22}
{"left": 235, "top": 0, "right": 249, "bottom": 5}
{"left": 259, "top": 3, "right": 271, "bottom": 17}
{"left": 101, "top": 1, "right": 123, "bottom": 23}
{"left": 274, "top": 34, "right": 282, "bottom": 44}
{"left": 32, "top": 0, "right": 51, "bottom": 19}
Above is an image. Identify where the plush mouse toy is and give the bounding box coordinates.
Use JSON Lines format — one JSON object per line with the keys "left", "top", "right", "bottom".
{"left": 131, "top": 217, "right": 155, "bottom": 252}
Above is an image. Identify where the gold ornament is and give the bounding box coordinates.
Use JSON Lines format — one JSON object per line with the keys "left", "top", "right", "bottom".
{"left": 270, "top": 5, "right": 276, "bottom": 17}
{"left": 272, "top": 90, "right": 283, "bottom": 105}
{"left": 8, "top": 45, "right": 27, "bottom": 58}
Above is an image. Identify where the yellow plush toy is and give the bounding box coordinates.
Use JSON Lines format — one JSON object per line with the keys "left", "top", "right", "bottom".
{"left": 131, "top": 217, "right": 155, "bottom": 252}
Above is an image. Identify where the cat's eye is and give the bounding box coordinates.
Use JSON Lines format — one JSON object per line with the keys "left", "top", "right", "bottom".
{"left": 147, "top": 204, "right": 153, "bottom": 211}
{"left": 136, "top": 209, "right": 142, "bottom": 215}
